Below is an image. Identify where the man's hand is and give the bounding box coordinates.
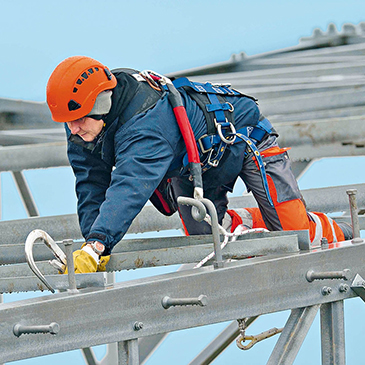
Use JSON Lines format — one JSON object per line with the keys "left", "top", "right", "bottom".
{"left": 64, "top": 241, "right": 110, "bottom": 274}
{"left": 65, "top": 248, "right": 98, "bottom": 273}
{"left": 97, "top": 255, "right": 111, "bottom": 272}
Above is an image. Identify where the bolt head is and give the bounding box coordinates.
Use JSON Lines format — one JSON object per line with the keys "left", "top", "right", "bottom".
{"left": 133, "top": 322, "right": 143, "bottom": 331}
{"left": 322, "top": 286, "right": 332, "bottom": 295}
{"left": 339, "top": 284, "right": 349, "bottom": 293}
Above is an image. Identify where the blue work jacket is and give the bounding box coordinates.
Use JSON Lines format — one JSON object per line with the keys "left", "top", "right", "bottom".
{"left": 66, "top": 69, "right": 261, "bottom": 253}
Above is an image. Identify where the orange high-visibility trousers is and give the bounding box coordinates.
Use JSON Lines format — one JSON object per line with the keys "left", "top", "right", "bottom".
{"left": 244, "top": 206, "right": 345, "bottom": 243}
{"left": 172, "top": 134, "right": 346, "bottom": 243}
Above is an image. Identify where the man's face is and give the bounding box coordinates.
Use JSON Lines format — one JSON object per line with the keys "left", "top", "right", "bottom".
{"left": 66, "top": 117, "right": 104, "bottom": 142}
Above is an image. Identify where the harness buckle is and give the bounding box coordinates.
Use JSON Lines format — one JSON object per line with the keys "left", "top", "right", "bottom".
{"left": 198, "top": 134, "right": 212, "bottom": 154}
{"left": 215, "top": 118, "right": 237, "bottom": 144}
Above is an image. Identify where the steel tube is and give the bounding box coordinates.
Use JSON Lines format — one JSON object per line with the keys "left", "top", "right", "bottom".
{"left": 201, "top": 198, "right": 223, "bottom": 269}
{"left": 63, "top": 239, "right": 77, "bottom": 292}
{"left": 346, "top": 189, "right": 363, "bottom": 243}
{"left": 177, "top": 196, "right": 223, "bottom": 269}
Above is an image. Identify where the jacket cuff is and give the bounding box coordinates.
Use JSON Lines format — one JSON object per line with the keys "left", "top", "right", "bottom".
{"left": 86, "top": 233, "right": 107, "bottom": 248}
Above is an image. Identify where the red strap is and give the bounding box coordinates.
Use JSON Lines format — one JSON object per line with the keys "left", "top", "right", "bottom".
{"left": 153, "top": 189, "right": 172, "bottom": 214}
{"left": 173, "top": 106, "right": 200, "bottom": 163}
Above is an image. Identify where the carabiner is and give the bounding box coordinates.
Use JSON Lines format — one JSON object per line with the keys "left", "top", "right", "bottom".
{"left": 207, "top": 148, "right": 220, "bottom": 167}
{"left": 25, "top": 229, "right": 67, "bottom": 293}
{"left": 236, "top": 327, "right": 283, "bottom": 350}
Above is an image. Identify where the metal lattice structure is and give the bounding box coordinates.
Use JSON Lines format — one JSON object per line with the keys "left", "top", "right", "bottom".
{"left": 1, "top": 23, "right": 365, "bottom": 364}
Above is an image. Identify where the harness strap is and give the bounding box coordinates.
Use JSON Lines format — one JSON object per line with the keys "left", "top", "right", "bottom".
{"left": 173, "top": 77, "right": 252, "bottom": 98}
{"left": 206, "top": 92, "right": 230, "bottom": 125}
{"left": 173, "top": 76, "right": 275, "bottom": 207}
{"left": 182, "top": 126, "right": 275, "bottom": 207}
{"left": 196, "top": 117, "right": 274, "bottom": 162}
{"left": 235, "top": 132, "right": 274, "bottom": 207}
{"left": 183, "top": 88, "right": 234, "bottom": 136}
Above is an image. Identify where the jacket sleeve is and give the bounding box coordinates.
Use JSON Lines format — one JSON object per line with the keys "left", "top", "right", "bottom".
{"left": 65, "top": 126, "right": 113, "bottom": 240}
{"left": 86, "top": 117, "right": 176, "bottom": 253}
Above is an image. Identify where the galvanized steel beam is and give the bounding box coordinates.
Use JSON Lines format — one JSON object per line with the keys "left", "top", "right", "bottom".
{"left": 288, "top": 143, "right": 365, "bottom": 163}
{"left": 0, "top": 241, "right": 363, "bottom": 363}
{"left": 12, "top": 171, "right": 39, "bottom": 217}
{"left": 259, "top": 87, "right": 365, "bottom": 116}
{"left": 0, "top": 184, "right": 363, "bottom": 250}
{"left": 0, "top": 142, "right": 68, "bottom": 172}
{"left": 267, "top": 305, "right": 320, "bottom": 365}
{"left": 237, "top": 80, "right": 365, "bottom": 100}
{"left": 191, "top": 61, "right": 365, "bottom": 83}
{"left": 275, "top": 115, "right": 365, "bottom": 147}
{"left": 320, "top": 301, "right": 346, "bottom": 365}
{"left": 118, "top": 340, "right": 139, "bottom": 365}
{"left": 0, "top": 129, "right": 65, "bottom": 146}
{"left": 0, "top": 233, "right": 300, "bottom": 287}
{"left": 268, "top": 105, "right": 365, "bottom": 123}
{"left": 0, "top": 273, "right": 106, "bottom": 294}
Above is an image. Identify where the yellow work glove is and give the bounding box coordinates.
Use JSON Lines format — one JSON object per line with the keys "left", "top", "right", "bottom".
{"left": 97, "top": 255, "right": 111, "bottom": 272}
{"left": 64, "top": 242, "right": 111, "bottom": 274}
{"left": 64, "top": 249, "right": 98, "bottom": 274}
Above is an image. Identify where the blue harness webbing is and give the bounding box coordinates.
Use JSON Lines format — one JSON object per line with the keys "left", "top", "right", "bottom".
{"left": 173, "top": 77, "right": 242, "bottom": 96}
{"left": 174, "top": 77, "right": 275, "bottom": 207}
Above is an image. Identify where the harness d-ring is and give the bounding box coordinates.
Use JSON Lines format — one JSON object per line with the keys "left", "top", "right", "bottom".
{"left": 226, "top": 102, "right": 234, "bottom": 112}
{"left": 25, "top": 229, "right": 67, "bottom": 293}
{"left": 216, "top": 122, "right": 236, "bottom": 144}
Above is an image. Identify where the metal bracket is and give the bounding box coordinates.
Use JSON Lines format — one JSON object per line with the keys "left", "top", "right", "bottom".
{"left": 351, "top": 273, "right": 365, "bottom": 302}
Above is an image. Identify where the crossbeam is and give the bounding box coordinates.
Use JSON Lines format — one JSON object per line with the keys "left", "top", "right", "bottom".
{"left": 1, "top": 229, "right": 308, "bottom": 266}
{"left": 0, "top": 232, "right": 301, "bottom": 292}
{"left": 0, "top": 184, "right": 363, "bottom": 248}
{"left": 1, "top": 240, "right": 364, "bottom": 363}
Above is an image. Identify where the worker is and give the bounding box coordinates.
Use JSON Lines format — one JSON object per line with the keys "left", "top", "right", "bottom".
{"left": 46, "top": 56, "right": 352, "bottom": 273}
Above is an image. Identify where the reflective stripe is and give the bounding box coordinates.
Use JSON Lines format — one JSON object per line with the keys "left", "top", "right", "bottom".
{"left": 327, "top": 216, "right": 338, "bottom": 243}
{"left": 308, "top": 212, "right": 323, "bottom": 245}
{"left": 308, "top": 212, "right": 338, "bottom": 244}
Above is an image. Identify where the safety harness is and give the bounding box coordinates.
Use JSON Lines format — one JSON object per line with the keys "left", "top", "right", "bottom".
{"left": 172, "top": 77, "right": 276, "bottom": 206}
{"left": 140, "top": 72, "right": 276, "bottom": 207}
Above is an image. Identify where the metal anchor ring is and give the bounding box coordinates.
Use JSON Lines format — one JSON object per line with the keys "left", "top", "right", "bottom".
{"left": 25, "top": 229, "right": 67, "bottom": 293}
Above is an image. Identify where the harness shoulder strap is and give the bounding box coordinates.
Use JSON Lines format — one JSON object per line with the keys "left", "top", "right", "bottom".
{"left": 184, "top": 88, "right": 231, "bottom": 135}
{"left": 173, "top": 77, "right": 257, "bottom": 102}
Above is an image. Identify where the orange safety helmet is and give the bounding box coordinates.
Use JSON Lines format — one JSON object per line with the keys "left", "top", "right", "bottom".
{"left": 46, "top": 56, "right": 117, "bottom": 123}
